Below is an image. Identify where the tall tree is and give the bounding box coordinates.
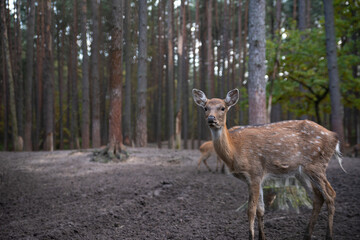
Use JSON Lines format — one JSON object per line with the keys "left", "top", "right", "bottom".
{"left": 156, "top": 0, "right": 165, "bottom": 148}
{"left": 123, "top": 0, "right": 132, "bottom": 146}
{"left": 91, "top": 0, "right": 101, "bottom": 148}
{"left": 108, "top": 0, "right": 124, "bottom": 157}
{"left": 43, "top": 0, "right": 54, "bottom": 151}
{"left": 248, "top": 0, "right": 267, "bottom": 125}
{"left": 323, "top": 0, "right": 344, "bottom": 144}
{"left": 167, "top": 0, "right": 175, "bottom": 149}
{"left": 206, "top": 0, "right": 214, "bottom": 97}
{"left": 80, "top": 0, "right": 90, "bottom": 149}
{"left": 180, "top": 0, "right": 188, "bottom": 149}
{"left": 0, "top": 0, "right": 22, "bottom": 151}
{"left": 24, "top": 0, "right": 36, "bottom": 151}
{"left": 35, "top": 0, "right": 45, "bottom": 150}
{"left": 14, "top": 0, "right": 23, "bottom": 140}
{"left": 70, "top": 0, "right": 79, "bottom": 149}
{"left": 136, "top": 0, "right": 148, "bottom": 147}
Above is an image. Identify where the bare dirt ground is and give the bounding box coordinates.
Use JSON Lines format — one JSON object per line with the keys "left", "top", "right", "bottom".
{"left": 0, "top": 147, "right": 359, "bottom": 240}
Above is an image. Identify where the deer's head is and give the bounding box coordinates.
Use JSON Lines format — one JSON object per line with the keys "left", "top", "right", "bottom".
{"left": 192, "top": 89, "right": 239, "bottom": 129}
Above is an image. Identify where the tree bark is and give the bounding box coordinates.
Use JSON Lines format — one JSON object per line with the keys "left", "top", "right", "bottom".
{"left": 90, "top": 0, "right": 101, "bottom": 148}
{"left": 43, "top": 0, "right": 54, "bottom": 151}
{"left": 135, "top": 0, "right": 148, "bottom": 147}
{"left": 70, "top": 0, "right": 79, "bottom": 149}
{"left": 35, "top": 0, "right": 45, "bottom": 150}
{"left": 15, "top": 0, "right": 23, "bottom": 140}
{"left": 167, "top": 1, "right": 175, "bottom": 149}
{"left": 156, "top": 0, "right": 165, "bottom": 148}
{"left": 181, "top": 0, "right": 188, "bottom": 149}
{"left": 0, "top": 0, "right": 22, "bottom": 151}
{"left": 24, "top": 0, "right": 36, "bottom": 151}
{"left": 248, "top": 0, "right": 267, "bottom": 125}
{"left": 108, "top": 0, "right": 124, "bottom": 157}
{"left": 206, "top": 0, "right": 214, "bottom": 97}
{"left": 323, "top": 0, "right": 344, "bottom": 144}
{"left": 57, "top": 19, "right": 65, "bottom": 149}
{"left": 80, "top": 0, "right": 90, "bottom": 149}
{"left": 123, "top": 0, "right": 132, "bottom": 146}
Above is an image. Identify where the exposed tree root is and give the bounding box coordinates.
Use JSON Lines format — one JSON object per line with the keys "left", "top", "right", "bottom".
{"left": 91, "top": 144, "right": 129, "bottom": 163}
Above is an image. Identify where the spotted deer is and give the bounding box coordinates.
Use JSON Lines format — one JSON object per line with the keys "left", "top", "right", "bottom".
{"left": 197, "top": 141, "right": 222, "bottom": 172}
{"left": 192, "top": 88, "right": 345, "bottom": 240}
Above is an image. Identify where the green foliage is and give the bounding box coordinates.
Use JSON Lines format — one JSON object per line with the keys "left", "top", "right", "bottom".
{"left": 269, "top": 27, "right": 330, "bottom": 120}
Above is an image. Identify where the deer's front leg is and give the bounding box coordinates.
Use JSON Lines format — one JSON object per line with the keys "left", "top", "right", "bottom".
{"left": 248, "top": 181, "right": 262, "bottom": 240}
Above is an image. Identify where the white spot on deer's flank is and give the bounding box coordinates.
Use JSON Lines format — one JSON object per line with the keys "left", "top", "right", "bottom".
{"left": 321, "top": 131, "right": 325, "bottom": 135}
{"left": 318, "top": 147, "right": 321, "bottom": 151}
{"left": 316, "top": 136, "right": 321, "bottom": 139}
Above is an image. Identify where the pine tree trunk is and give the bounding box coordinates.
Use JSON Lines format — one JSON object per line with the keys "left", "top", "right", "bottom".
{"left": 136, "top": 0, "right": 148, "bottom": 147}
{"left": 248, "top": 0, "right": 267, "bottom": 125}
{"left": 156, "top": 0, "right": 165, "bottom": 149}
{"left": 15, "top": 0, "right": 23, "bottom": 140}
{"left": 35, "top": 0, "right": 45, "bottom": 150}
{"left": 58, "top": 22, "right": 65, "bottom": 149}
{"left": 1, "top": 1, "right": 22, "bottom": 151}
{"left": 43, "top": 0, "right": 54, "bottom": 151}
{"left": 70, "top": 0, "right": 79, "bottom": 149}
{"left": 167, "top": 1, "right": 175, "bottom": 149}
{"left": 24, "top": 0, "right": 36, "bottom": 151}
{"left": 91, "top": 0, "right": 101, "bottom": 148}
{"left": 80, "top": 0, "right": 90, "bottom": 149}
{"left": 123, "top": 0, "right": 132, "bottom": 146}
{"left": 181, "top": 0, "right": 188, "bottom": 149}
{"left": 108, "top": 0, "right": 124, "bottom": 157}
{"left": 323, "top": 0, "right": 344, "bottom": 144}
{"left": 206, "top": 0, "right": 214, "bottom": 97}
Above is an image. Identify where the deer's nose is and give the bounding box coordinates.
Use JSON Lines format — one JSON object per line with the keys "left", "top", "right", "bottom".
{"left": 208, "top": 115, "right": 216, "bottom": 123}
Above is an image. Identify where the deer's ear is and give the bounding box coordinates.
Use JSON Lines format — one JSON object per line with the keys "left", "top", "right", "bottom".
{"left": 192, "top": 89, "right": 208, "bottom": 108}
{"left": 225, "top": 89, "right": 239, "bottom": 108}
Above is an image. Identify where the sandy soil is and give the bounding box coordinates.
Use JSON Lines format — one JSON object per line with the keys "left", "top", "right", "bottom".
{"left": 0, "top": 147, "right": 359, "bottom": 239}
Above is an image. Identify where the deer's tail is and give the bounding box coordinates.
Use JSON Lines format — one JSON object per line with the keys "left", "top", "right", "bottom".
{"left": 335, "top": 141, "right": 347, "bottom": 173}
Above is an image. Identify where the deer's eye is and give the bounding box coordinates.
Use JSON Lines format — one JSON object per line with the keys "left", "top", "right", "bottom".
{"left": 221, "top": 107, "right": 225, "bottom": 111}
{"left": 204, "top": 107, "right": 208, "bottom": 111}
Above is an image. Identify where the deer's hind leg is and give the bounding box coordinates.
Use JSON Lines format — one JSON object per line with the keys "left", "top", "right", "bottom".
{"left": 257, "top": 186, "right": 266, "bottom": 240}
{"left": 304, "top": 171, "right": 336, "bottom": 240}
{"left": 197, "top": 152, "right": 212, "bottom": 172}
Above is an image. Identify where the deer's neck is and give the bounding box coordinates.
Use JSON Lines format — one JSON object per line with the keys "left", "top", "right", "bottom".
{"left": 210, "top": 125, "right": 235, "bottom": 168}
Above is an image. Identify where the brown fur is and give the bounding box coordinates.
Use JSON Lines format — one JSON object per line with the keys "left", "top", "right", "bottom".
{"left": 197, "top": 141, "right": 223, "bottom": 172}
{"left": 193, "top": 88, "right": 341, "bottom": 240}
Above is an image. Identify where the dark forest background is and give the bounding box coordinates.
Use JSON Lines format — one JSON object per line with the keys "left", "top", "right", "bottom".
{"left": 0, "top": 0, "right": 359, "bottom": 152}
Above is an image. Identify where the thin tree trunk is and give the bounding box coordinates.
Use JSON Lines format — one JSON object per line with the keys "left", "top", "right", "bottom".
{"left": 108, "top": 0, "right": 124, "bottom": 157}
{"left": 70, "top": 0, "right": 79, "bottom": 149}
{"left": 91, "top": 0, "right": 101, "bottom": 148}
{"left": 43, "top": 0, "right": 54, "bottom": 151}
{"left": 1, "top": 0, "right": 22, "bottom": 151}
{"left": 24, "top": 0, "right": 36, "bottom": 151}
{"left": 15, "top": 0, "right": 23, "bottom": 140}
{"left": 206, "top": 0, "right": 214, "bottom": 97}
{"left": 80, "top": 0, "right": 90, "bottom": 149}
{"left": 323, "top": 0, "right": 344, "bottom": 144}
{"left": 35, "top": 0, "right": 45, "bottom": 150}
{"left": 123, "top": 0, "right": 132, "bottom": 146}
{"left": 156, "top": 0, "right": 165, "bottom": 148}
{"left": 248, "top": 0, "right": 267, "bottom": 125}
{"left": 181, "top": 0, "right": 188, "bottom": 149}
{"left": 166, "top": 0, "right": 174, "bottom": 149}
{"left": 58, "top": 21, "right": 65, "bottom": 149}
{"left": 136, "top": 0, "right": 148, "bottom": 147}
{"left": 240, "top": 0, "right": 248, "bottom": 86}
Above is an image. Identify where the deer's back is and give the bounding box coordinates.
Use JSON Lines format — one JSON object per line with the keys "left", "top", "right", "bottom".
{"left": 229, "top": 120, "right": 338, "bottom": 174}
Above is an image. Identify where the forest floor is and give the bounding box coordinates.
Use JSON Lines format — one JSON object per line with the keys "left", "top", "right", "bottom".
{"left": 0, "top": 147, "right": 359, "bottom": 240}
